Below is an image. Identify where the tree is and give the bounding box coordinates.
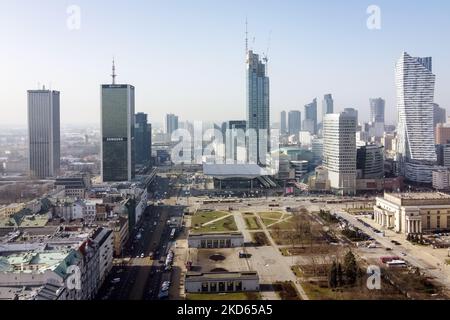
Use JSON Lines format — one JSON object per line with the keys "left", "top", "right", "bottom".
{"left": 328, "top": 261, "right": 338, "bottom": 288}
{"left": 337, "top": 263, "right": 343, "bottom": 287}
{"left": 343, "top": 251, "right": 358, "bottom": 286}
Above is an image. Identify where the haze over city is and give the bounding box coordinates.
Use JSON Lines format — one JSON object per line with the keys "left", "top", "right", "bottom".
{"left": 1, "top": 0, "right": 450, "bottom": 126}
{"left": 3, "top": 0, "right": 450, "bottom": 309}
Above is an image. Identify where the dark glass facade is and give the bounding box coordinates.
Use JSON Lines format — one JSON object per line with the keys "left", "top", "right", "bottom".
{"left": 101, "top": 84, "right": 135, "bottom": 182}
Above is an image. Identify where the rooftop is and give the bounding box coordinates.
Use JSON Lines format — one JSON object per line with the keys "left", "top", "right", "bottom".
{"left": 387, "top": 192, "right": 450, "bottom": 200}
{"left": 186, "top": 271, "right": 259, "bottom": 281}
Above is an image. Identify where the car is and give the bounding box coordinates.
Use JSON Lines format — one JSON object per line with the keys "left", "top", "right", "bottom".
{"left": 149, "top": 252, "right": 154, "bottom": 258}
{"left": 140, "top": 253, "right": 145, "bottom": 258}
{"left": 386, "top": 247, "right": 393, "bottom": 251}
{"left": 110, "top": 278, "right": 121, "bottom": 284}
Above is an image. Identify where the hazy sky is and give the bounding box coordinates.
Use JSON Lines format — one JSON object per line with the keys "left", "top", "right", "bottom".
{"left": 1, "top": 0, "right": 450, "bottom": 127}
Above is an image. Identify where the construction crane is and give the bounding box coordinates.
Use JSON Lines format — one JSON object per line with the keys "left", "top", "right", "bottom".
{"left": 263, "top": 30, "right": 272, "bottom": 72}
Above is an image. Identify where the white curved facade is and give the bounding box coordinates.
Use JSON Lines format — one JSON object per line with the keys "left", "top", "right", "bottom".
{"left": 396, "top": 52, "right": 437, "bottom": 183}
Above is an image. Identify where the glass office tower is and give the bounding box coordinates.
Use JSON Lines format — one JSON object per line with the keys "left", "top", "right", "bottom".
{"left": 101, "top": 84, "right": 135, "bottom": 182}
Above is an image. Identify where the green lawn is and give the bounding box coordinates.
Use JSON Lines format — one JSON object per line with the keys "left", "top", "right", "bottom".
{"left": 191, "top": 215, "right": 237, "bottom": 234}
{"left": 191, "top": 211, "right": 229, "bottom": 227}
{"left": 186, "top": 292, "right": 261, "bottom": 300}
{"left": 244, "top": 216, "right": 261, "bottom": 230}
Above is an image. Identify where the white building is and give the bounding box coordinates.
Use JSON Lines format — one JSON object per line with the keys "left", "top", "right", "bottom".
{"left": 396, "top": 52, "right": 437, "bottom": 183}
{"left": 323, "top": 111, "right": 357, "bottom": 195}
{"left": 185, "top": 271, "right": 259, "bottom": 293}
{"left": 188, "top": 232, "right": 244, "bottom": 249}
{"left": 91, "top": 227, "right": 113, "bottom": 287}
{"left": 374, "top": 192, "right": 450, "bottom": 234}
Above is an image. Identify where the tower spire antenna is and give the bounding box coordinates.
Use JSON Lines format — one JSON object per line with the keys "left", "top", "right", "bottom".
{"left": 245, "top": 17, "right": 248, "bottom": 54}
{"left": 111, "top": 58, "right": 117, "bottom": 85}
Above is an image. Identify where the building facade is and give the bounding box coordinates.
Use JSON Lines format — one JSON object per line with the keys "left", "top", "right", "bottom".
{"left": 396, "top": 52, "right": 437, "bottom": 183}
{"left": 322, "top": 94, "right": 334, "bottom": 124}
{"left": 323, "top": 111, "right": 357, "bottom": 195}
{"left": 188, "top": 232, "right": 244, "bottom": 249}
{"left": 246, "top": 50, "right": 270, "bottom": 165}
{"left": 374, "top": 193, "right": 450, "bottom": 234}
{"left": 135, "top": 112, "right": 152, "bottom": 166}
{"left": 280, "top": 111, "right": 287, "bottom": 135}
{"left": 27, "top": 89, "right": 60, "bottom": 178}
{"left": 356, "top": 143, "right": 384, "bottom": 179}
{"left": 166, "top": 113, "right": 179, "bottom": 138}
{"left": 185, "top": 271, "right": 259, "bottom": 294}
{"left": 303, "top": 98, "right": 317, "bottom": 134}
{"left": 101, "top": 84, "right": 135, "bottom": 182}
{"left": 288, "top": 111, "right": 301, "bottom": 137}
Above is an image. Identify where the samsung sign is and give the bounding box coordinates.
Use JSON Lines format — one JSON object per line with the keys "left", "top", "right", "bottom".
{"left": 104, "top": 137, "right": 127, "bottom": 142}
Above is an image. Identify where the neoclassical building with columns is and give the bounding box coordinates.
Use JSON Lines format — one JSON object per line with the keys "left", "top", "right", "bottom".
{"left": 374, "top": 192, "right": 450, "bottom": 234}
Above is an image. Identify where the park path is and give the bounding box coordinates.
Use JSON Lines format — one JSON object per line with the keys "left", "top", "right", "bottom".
{"left": 253, "top": 213, "right": 310, "bottom": 300}
{"left": 233, "top": 212, "right": 252, "bottom": 242}
{"left": 201, "top": 214, "right": 232, "bottom": 226}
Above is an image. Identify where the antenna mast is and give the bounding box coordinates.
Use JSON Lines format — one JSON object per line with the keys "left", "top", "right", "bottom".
{"left": 111, "top": 58, "right": 117, "bottom": 85}
{"left": 245, "top": 18, "right": 249, "bottom": 55}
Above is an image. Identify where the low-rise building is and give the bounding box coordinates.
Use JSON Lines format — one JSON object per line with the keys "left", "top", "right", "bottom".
{"left": 188, "top": 232, "right": 244, "bottom": 249}
{"left": 185, "top": 271, "right": 259, "bottom": 293}
{"left": 374, "top": 192, "right": 450, "bottom": 235}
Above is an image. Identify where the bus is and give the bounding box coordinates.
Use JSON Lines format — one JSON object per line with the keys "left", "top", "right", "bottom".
{"left": 169, "top": 228, "right": 176, "bottom": 240}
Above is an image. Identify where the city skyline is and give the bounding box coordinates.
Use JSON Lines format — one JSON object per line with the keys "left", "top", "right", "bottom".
{"left": 1, "top": 1, "right": 450, "bottom": 127}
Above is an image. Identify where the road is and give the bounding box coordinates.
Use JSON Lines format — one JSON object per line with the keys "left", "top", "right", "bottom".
{"left": 97, "top": 174, "right": 185, "bottom": 300}
{"left": 333, "top": 209, "right": 450, "bottom": 288}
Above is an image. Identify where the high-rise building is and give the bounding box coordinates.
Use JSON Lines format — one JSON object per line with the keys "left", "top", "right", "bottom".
{"left": 166, "top": 114, "right": 179, "bottom": 138}
{"left": 135, "top": 112, "right": 152, "bottom": 166}
{"left": 288, "top": 111, "right": 301, "bottom": 136}
{"left": 280, "top": 111, "right": 287, "bottom": 135}
{"left": 433, "top": 103, "right": 446, "bottom": 128}
{"left": 356, "top": 143, "right": 384, "bottom": 179}
{"left": 396, "top": 52, "right": 437, "bottom": 183}
{"left": 322, "top": 94, "right": 334, "bottom": 123}
{"left": 303, "top": 98, "right": 317, "bottom": 134}
{"left": 27, "top": 88, "right": 60, "bottom": 178}
{"left": 370, "top": 98, "right": 385, "bottom": 123}
{"left": 246, "top": 50, "right": 270, "bottom": 165}
{"left": 370, "top": 98, "right": 385, "bottom": 138}
{"left": 323, "top": 110, "right": 357, "bottom": 195}
{"left": 223, "top": 120, "right": 247, "bottom": 163}
{"left": 101, "top": 61, "right": 135, "bottom": 182}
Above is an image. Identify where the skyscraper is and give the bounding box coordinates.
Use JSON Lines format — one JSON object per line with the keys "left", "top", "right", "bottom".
{"left": 303, "top": 98, "right": 317, "bottom": 134}
{"left": 223, "top": 120, "right": 247, "bottom": 163}
{"left": 135, "top": 112, "right": 152, "bottom": 166}
{"left": 370, "top": 98, "right": 385, "bottom": 138}
{"left": 288, "top": 111, "right": 301, "bottom": 136}
{"left": 27, "top": 88, "right": 60, "bottom": 178}
{"left": 101, "top": 61, "right": 135, "bottom": 182}
{"left": 396, "top": 52, "right": 437, "bottom": 183}
{"left": 166, "top": 114, "right": 179, "bottom": 139}
{"left": 280, "top": 111, "right": 287, "bottom": 135}
{"left": 246, "top": 50, "right": 270, "bottom": 165}
{"left": 322, "top": 94, "right": 334, "bottom": 123}
{"left": 323, "top": 110, "right": 357, "bottom": 195}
